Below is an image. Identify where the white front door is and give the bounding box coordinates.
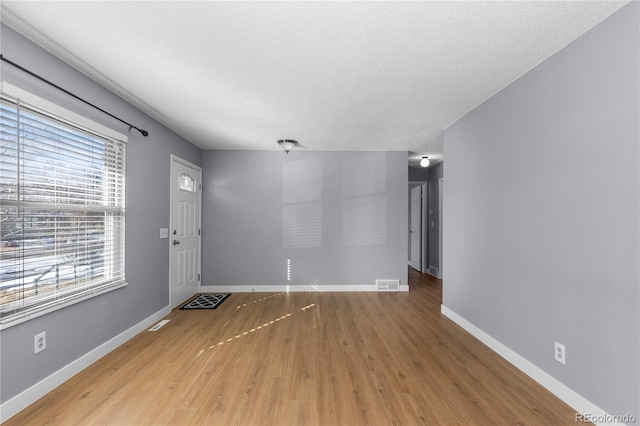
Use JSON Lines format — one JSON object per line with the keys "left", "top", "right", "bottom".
{"left": 409, "top": 185, "right": 422, "bottom": 271}
{"left": 170, "top": 156, "right": 201, "bottom": 308}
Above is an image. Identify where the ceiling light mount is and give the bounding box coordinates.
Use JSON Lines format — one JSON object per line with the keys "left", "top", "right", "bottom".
{"left": 420, "top": 156, "right": 430, "bottom": 168}
{"left": 277, "top": 139, "right": 298, "bottom": 154}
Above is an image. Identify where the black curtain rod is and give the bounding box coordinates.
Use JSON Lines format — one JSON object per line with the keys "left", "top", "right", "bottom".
{"left": 0, "top": 54, "right": 148, "bottom": 137}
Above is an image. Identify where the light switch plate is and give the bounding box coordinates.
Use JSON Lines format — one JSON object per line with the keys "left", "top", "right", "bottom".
{"left": 160, "top": 228, "right": 169, "bottom": 239}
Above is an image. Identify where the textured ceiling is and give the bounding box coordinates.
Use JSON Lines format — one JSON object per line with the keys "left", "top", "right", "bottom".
{"left": 0, "top": 1, "right": 628, "bottom": 166}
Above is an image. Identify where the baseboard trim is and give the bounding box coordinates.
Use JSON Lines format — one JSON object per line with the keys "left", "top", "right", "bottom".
{"left": 0, "top": 306, "right": 172, "bottom": 423}
{"left": 440, "top": 305, "right": 622, "bottom": 426}
{"left": 201, "top": 284, "right": 409, "bottom": 293}
{"left": 427, "top": 265, "right": 442, "bottom": 279}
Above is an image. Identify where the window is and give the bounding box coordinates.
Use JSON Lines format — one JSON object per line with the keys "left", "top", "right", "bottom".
{"left": 179, "top": 173, "right": 195, "bottom": 192}
{"left": 0, "top": 89, "right": 127, "bottom": 328}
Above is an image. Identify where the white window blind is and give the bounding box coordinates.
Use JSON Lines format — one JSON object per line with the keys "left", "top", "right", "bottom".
{"left": 0, "top": 91, "right": 126, "bottom": 328}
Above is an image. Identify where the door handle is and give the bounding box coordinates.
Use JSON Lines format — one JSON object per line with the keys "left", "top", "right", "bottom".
{"left": 173, "top": 240, "right": 181, "bottom": 245}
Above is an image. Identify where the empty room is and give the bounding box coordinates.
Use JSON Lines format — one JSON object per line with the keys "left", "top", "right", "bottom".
{"left": 0, "top": 1, "right": 638, "bottom": 425}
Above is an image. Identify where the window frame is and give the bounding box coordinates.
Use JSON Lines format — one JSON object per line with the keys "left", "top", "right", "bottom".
{"left": 0, "top": 83, "right": 128, "bottom": 329}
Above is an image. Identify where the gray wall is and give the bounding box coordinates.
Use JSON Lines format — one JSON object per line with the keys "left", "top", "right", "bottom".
{"left": 202, "top": 150, "right": 408, "bottom": 288}
{"left": 408, "top": 166, "right": 429, "bottom": 182}
{"left": 0, "top": 25, "right": 201, "bottom": 403}
{"left": 443, "top": 3, "right": 639, "bottom": 419}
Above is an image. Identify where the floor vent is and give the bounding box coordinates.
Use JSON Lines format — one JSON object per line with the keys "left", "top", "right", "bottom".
{"left": 148, "top": 319, "right": 170, "bottom": 332}
{"left": 376, "top": 279, "right": 400, "bottom": 291}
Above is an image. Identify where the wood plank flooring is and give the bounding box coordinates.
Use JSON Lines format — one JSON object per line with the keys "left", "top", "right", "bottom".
{"left": 6, "top": 269, "right": 582, "bottom": 425}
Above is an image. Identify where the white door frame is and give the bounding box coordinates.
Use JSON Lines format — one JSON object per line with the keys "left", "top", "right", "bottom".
{"left": 408, "top": 181, "right": 428, "bottom": 273}
{"left": 169, "top": 154, "right": 202, "bottom": 308}
{"left": 409, "top": 185, "right": 422, "bottom": 271}
{"left": 438, "top": 178, "right": 443, "bottom": 279}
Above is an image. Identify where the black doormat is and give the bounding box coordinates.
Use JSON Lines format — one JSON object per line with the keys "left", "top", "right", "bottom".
{"left": 180, "top": 293, "right": 230, "bottom": 310}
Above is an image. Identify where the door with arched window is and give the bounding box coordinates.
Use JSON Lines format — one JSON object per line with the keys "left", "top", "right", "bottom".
{"left": 170, "top": 155, "right": 201, "bottom": 308}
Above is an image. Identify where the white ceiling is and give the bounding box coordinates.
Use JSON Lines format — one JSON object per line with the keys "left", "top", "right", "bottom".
{"left": 0, "top": 1, "right": 628, "bottom": 166}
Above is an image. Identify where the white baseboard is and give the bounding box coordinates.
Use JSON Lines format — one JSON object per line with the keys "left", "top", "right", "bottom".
{"left": 427, "top": 265, "right": 441, "bottom": 279}
{"left": 201, "top": 284, "right": 409, "bottom": 293}
{"left": 440, "top": 305, "right": 623, "bottom": 426}
{"left": 0, "top": 306, "right": 172, "bottom": 423}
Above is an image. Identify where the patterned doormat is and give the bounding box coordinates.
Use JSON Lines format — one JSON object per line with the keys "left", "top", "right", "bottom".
{"left": 180, "top": 293, "right": 230, "bottom": 310}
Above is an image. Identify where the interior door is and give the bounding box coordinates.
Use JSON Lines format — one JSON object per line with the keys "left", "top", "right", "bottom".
{"left": 170, "top": 156, "right": 201, "bottom": 308}
{"left": 409, "top": 185, "right": 422, "bottom": 271}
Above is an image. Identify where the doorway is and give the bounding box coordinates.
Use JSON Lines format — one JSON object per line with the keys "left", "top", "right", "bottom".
{"left": 169, "top": 155, "right": 202, "bottom": 308}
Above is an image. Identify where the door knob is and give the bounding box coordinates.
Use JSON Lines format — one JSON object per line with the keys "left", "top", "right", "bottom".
{"left": 173, "top": 240, "right": 180, "bottom": 245}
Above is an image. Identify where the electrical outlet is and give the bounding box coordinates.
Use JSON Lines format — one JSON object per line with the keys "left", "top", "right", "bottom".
{"left": 554, "top": 341, "right": 565, "bottom": 365}
{"left": 34, "top": 332, "right": 46, "bottom": 354}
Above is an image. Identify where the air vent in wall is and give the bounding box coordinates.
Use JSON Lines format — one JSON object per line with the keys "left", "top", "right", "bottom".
{"left": 376, "top": 279, "right": 400, "bottom": 291}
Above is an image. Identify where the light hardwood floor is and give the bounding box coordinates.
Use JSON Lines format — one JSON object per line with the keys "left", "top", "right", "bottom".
{"left": 6, "top": 269, "right": 582, "bottom": 425}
